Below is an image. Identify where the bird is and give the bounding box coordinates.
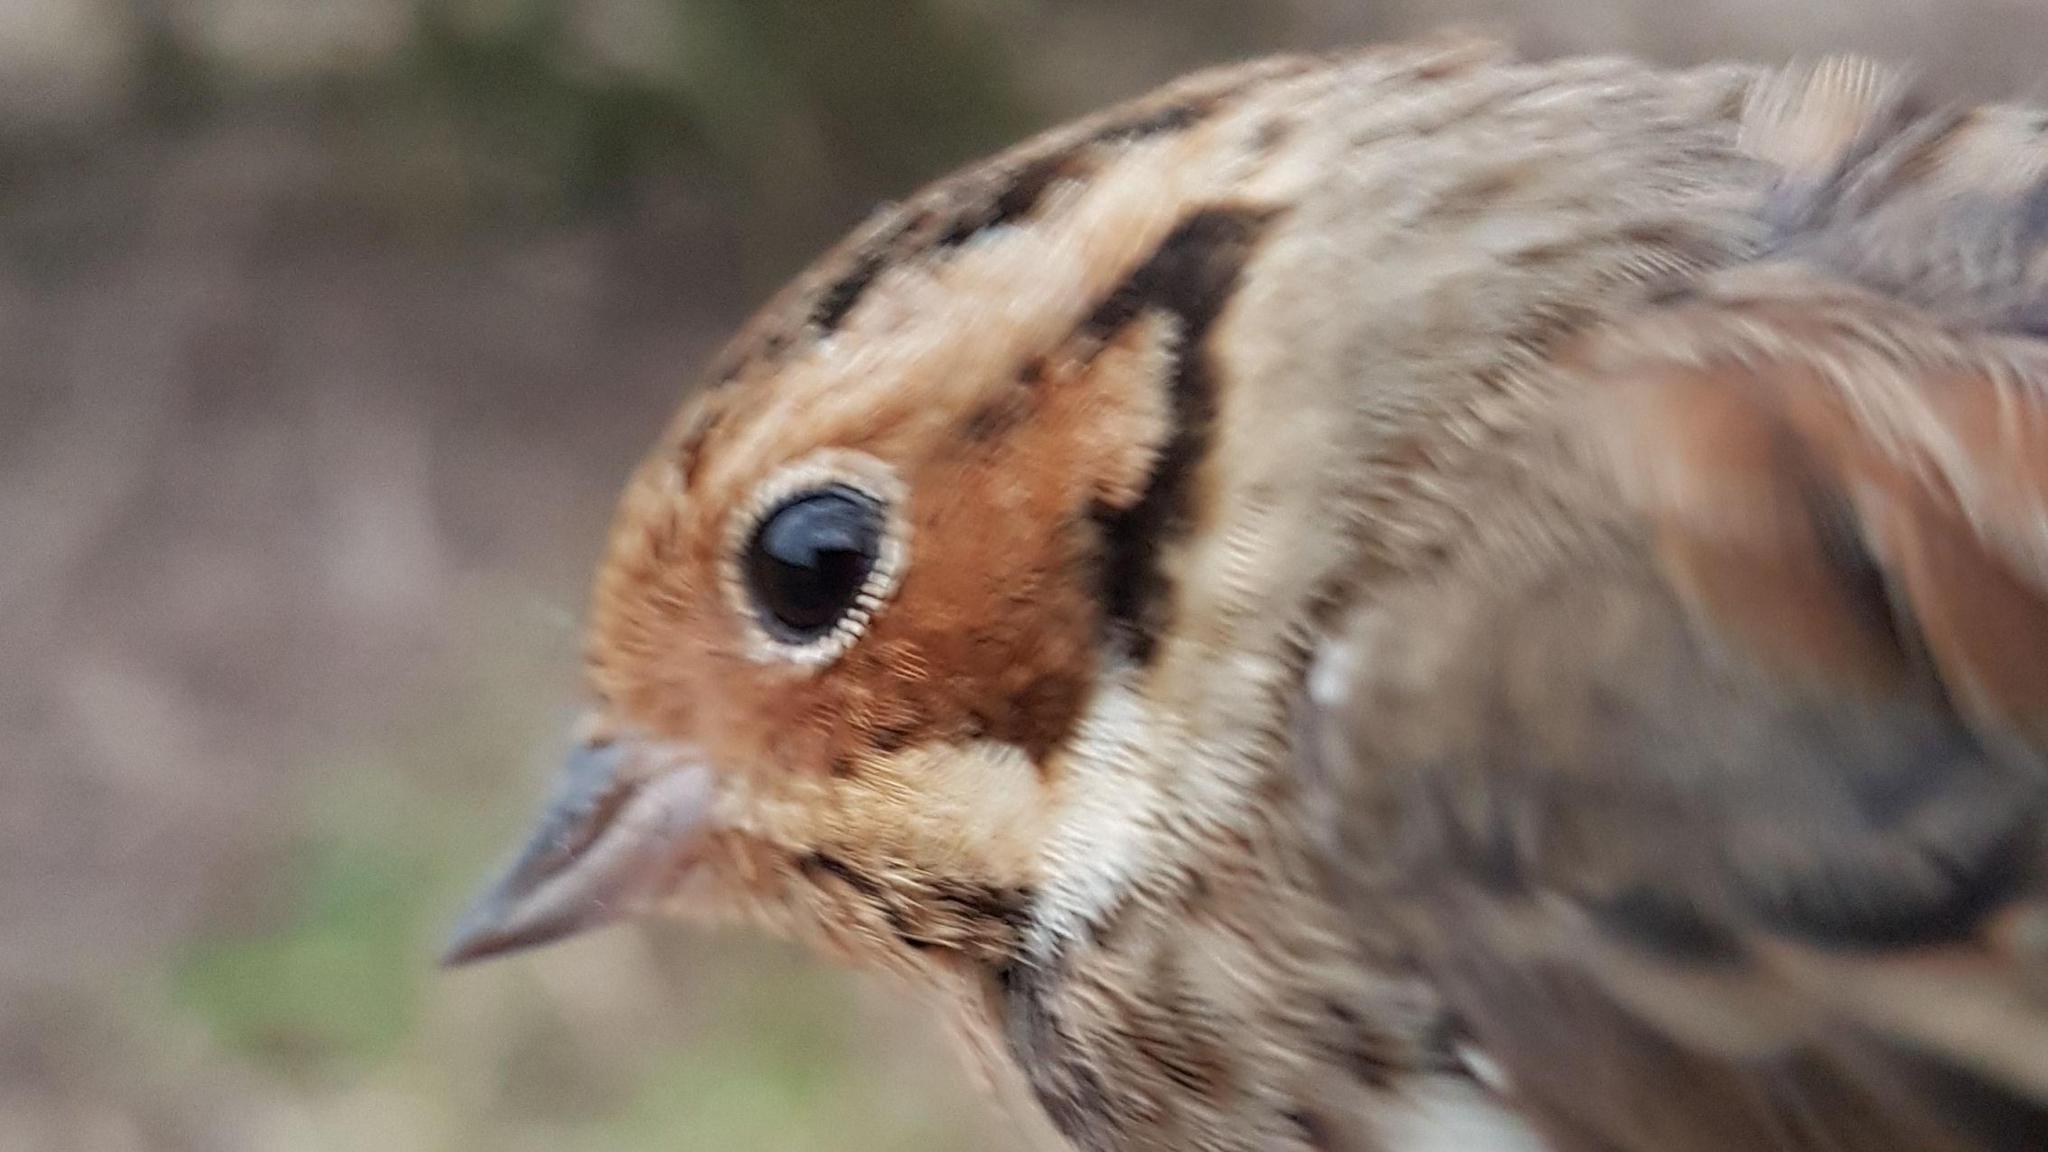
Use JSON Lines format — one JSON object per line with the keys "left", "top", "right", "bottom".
{"left": 443, "top": 36, "right": 2048, "bottom": 1152}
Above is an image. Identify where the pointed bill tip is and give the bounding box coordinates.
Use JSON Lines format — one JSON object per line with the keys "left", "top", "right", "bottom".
{"left": 438, "top": 876, "right": 597, "bottom": 968}
{"left": 438, "top": 926, "right": 506, "bottom": 969}
{"left": 439, "top": 740, "right": 715, "bottom": 969}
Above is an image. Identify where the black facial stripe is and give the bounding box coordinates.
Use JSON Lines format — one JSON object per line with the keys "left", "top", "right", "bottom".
{"left": 802, "top": 151, "right": 1081, "bottom": 340}
{"left": 1084, "top": 98, "right": 1212, "bottom": 147}
{"left": 703, "top": 97, "right": 1241, "bottom": 386}
{"left": 801, "top": 851, "right": 883, "bottom": 899}
{"left": 1085, "top": 206, "right": 1277, "bottom": 666}
{"left": 799, "top": 853, "right": 1032, "bottom": 958}
{"left": 930, "top": 150, "right": 1078, "bottom": 250}
{"left": 809, "top": 233, "right": 907, "bottom": 334}
{"left": 806, "top": 89, "right": 1245, "bottom": 337}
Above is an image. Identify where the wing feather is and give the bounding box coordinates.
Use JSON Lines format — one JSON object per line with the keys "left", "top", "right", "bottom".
{"left": 1314, "top": 61, "right": 2048, "bottom": 1149}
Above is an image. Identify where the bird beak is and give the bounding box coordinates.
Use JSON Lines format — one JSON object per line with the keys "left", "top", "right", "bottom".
{"left": 441, "top": 738, "right": 716, "bottom": 967}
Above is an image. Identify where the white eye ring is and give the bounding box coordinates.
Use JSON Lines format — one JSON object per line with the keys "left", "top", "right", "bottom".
{"left": 720, "top": 449, "right": 909, "bottom": 670}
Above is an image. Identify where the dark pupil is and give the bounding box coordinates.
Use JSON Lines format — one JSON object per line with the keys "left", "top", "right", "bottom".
{"left": 744, "top": 485, "right": 883, "bottom": 641}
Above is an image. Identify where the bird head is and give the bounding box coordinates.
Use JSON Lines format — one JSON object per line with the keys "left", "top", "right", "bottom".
{"left": 440, "top": 60, "right": 1333, "bottom": 1001}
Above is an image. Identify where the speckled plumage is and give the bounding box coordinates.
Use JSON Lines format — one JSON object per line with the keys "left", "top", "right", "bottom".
{"left": 449, "top": 40, "right": 2048, "bottom": 1152}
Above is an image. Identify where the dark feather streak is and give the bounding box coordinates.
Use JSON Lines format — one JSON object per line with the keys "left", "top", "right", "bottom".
{"left": 1084, "top": 206, "right": 1277, "bottom": 665}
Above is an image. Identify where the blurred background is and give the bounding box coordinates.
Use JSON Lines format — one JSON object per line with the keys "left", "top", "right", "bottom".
{"left": 5, "top": 1, "right": 2046, "bottom": 1149}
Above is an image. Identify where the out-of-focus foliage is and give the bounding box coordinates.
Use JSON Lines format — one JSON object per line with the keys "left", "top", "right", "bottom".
{"left": 105, "top": 1, "right": 1034, "bottom": 275}
{"left": 7, "top": 2, "right": 2048, "bottom": 1149}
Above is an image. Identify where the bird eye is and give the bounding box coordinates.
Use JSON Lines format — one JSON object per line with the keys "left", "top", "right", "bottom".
{"left": 743, "top": 484, "right": 886, "bottom": 644}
